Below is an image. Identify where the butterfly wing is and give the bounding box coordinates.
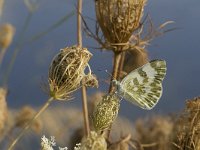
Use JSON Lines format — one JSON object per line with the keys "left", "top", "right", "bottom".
{"left": 119, "top": 59, "right": 166, "bottom": 110}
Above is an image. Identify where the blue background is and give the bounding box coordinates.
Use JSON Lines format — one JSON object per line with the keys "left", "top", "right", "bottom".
{"left": 1, "top": 0, "right": 200, "bottom": 120}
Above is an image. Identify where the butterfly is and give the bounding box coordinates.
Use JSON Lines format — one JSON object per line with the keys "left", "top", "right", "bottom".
{"left": 112, "top": 59, "right": 167, "bottom": 110}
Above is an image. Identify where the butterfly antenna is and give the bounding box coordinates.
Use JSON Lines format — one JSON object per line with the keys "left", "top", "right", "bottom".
{"left": 105, "top": 70, "right": 113, "bottom": 78}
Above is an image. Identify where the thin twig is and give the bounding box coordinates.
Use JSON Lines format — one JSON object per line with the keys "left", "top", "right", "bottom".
{"left": 2, "top": 11, "right": 33, "bottom": 85}
{"left": 0, "top": 47, "right": 7, "bottom": 68}
{"left": 7, "top": 97, "right": 54, "bottom": 150}
{"left": 77, "top": 0, "right": 90, "bottom": 136}
{"left": 106, "top": 51, "right": 122, "bottom": 140}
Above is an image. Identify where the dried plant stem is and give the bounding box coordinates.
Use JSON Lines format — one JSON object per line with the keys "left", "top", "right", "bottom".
{"left": 77, "top": 0, "right": 90, "bottom": 136}
{"left": 117, "top": 52, "right": 125, "bottom": 80}
{"left": 7, "top": 97, "right": 54, "bottom": 150}
{"left": 109, "top": 52, "right": 122, "bottom": 93}
{"left": 106, "top": 51, "right": 122, "bottom": 140}
{"left": 2, "top": 12, "right": 33, "bottom": 85}
{"left": 0, "top": 47, "right": 7, "bottom": 67}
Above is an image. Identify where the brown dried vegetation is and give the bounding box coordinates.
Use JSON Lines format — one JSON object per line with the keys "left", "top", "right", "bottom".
{"left": 173, "top": 97, "right": 200, "bottom": 150}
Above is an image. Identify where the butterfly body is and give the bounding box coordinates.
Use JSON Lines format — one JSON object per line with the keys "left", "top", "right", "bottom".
{"left": 112, "top": 59, "right": 167, "bottom": 110}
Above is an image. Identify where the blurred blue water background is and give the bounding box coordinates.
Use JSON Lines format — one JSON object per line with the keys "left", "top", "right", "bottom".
{"left": 0, "top": 0, "right": 200, "bottom": 120}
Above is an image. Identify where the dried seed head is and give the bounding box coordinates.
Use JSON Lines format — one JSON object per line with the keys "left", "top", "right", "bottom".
{"left": 92, "top": 94, "right": 120, "bottom": 131}
{"left": 0, "top": 23, "right": 15, "bottom": 49}
{"left": 15, "top": 106, "right": 42, "bottom": 133}
{"left": 0, "top": 88, "right": 7, "bottom": 136}
{"left": 175, "top": 97, "right": 200, "bottom": 149}
{"left": 48, "top": 46, "right": 92, "bottom": 100}
{"left": 95, "top": 0, "right": 146, "bottom": 50}
{"left": 83, "top": 74, "right": 98, "bottom": 88}
{"left": 80, "top": 131, "right": 107, "bottom": 150}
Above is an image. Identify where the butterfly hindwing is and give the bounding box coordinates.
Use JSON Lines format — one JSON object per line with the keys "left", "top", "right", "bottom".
{"left": 119, "top": 60, "right": 166, "bottom": 109}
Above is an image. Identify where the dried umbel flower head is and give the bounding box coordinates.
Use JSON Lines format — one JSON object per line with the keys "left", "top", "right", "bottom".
{"left": 92, "top": 94, "right": 120, "bottom": 131}
{"left": 79, "top": 131, "right": 107, "bottom": 150}
{"left": 175, "top": 97, "right": 200, "bottom": 150}
{"left": 15, "top": 106, "right": 42, "bottom": 133}
{"left": 0, "top": 88, "right": 7, "bottom": 136}
{"left": 0, "top": 23, "right": 15, "bottom": 49}
{"left": 95, "top": 0, "right": 146, "bottom": 51}
{"left": 48, "top": 46, "right": 92, "bottom": 100}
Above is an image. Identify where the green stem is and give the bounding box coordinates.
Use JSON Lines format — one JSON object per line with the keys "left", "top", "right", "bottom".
{"left": 7, "top": 97, "right": 54, "bottom": 150}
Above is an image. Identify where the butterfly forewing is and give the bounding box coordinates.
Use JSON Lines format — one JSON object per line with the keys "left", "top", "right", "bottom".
{"left": 119, "top": 60, "right": 166, "bottom": 109}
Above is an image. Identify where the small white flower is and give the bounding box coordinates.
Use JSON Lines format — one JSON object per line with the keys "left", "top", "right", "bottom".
{"left": 41, "top": 135, "right": 69, "bottom": 150}
{"left": 74, "top": 143, "right": 81, "bottom": 150}
{"left": 41, "top": 135, "right": 56, "bottom": 150}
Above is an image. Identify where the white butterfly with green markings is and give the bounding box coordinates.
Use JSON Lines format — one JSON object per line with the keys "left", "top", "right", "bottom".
{"left": 112, "top": 59, "right": 166, "bottom": 110}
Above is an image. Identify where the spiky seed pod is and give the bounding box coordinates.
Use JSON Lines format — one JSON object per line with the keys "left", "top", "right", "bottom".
{"left": 95, "top": 0, "right": 146, "bottom": 51}
{"left": 15, "top": 106, "right": 42, "bottom": 133}
{"left": 92, "top": 94, "right": 120, "bottom": 131}
{"left": 0, "top": 88, "right": 7, "bottom": 136}
{"left": 48, "top": 46, "right": 92, "bottom": 100}
{"left": 0, "top": 23, "right": 15, "bottom": 49}
{"left": 79, "top": 131, "right": 107, "bottom": 150}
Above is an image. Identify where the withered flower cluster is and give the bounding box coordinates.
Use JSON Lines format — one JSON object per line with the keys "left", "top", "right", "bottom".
{"left": 95, "top": 0, "right": 146, "bottom": 52}
{"left": 174, "top": 97, "right": 200, "bottom": 150}
{"left": 78, "top": 131, "right": 107, "bottom": 150}
{"left": 48, "top": 46, "right": 98, "bottom": 100}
